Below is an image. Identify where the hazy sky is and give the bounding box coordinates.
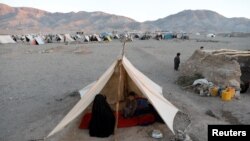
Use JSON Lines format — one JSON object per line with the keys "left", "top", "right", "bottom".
{"left": 1, "top": 0, "right": 249, "bottom": 22}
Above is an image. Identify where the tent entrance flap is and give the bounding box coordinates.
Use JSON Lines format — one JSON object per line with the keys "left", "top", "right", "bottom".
{"left": 100, "top": 62, "right": 144, "bottom": 104}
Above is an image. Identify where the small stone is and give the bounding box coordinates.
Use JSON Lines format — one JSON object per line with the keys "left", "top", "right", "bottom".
{"left": 235, "top": 92, "right": 241, "bottom": 100}
{"left": 184, "top": 134, "right": 192, "bottom": 141}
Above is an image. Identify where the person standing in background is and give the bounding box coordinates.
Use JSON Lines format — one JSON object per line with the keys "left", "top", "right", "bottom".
{"left": 174, "top": 53, "right": 181, "bottom": 71}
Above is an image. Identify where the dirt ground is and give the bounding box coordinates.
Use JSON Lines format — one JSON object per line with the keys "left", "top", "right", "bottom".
{"left": 0, "top": 36, "right": 250, "bottom": 141}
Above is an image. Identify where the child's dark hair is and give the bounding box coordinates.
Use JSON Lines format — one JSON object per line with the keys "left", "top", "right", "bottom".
{"left": 128, "top": 91, "right": 136, "bottom": 96}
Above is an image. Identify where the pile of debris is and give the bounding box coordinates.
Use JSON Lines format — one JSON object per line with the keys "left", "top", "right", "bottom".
{"left": 180, "top": 49, "right": 250, "bottom": 90}
{"left": 179, "top": 49, "right": 250, "bottom": 100}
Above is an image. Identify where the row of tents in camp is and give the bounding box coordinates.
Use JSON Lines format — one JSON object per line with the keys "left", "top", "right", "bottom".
{"left": 0, "top": 33, "right": 127, "bottom": 45}
{"left": 10, "top": 34, "right": 114, "bottom": 45}
{"left": 133, "top": 32, "right": 189, "bottom": 40}
{"left": 0, "top": 32, "right": 191, "bottom": 45}
{"left": 0, "top": 34, "right": 46, "bottom": 45}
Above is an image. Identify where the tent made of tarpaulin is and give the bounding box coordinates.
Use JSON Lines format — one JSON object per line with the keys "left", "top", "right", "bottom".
{"left": 84, "top": 35, "right": 90, "bottom": 42}
{"left": 104, "top": 36, "right": 112, "bottom": 41}
{"left": 25, "top": 35, "right": 33, "bottom": 42}
{"left": 100, "top": 32, "right": 112, "bottom": 38}
{"left": 90, "top": 34, "right": 102, "bottom": 42}
{"left": 30, "top": 36, "right": 45, "bottom": 45}
{"left": 47, "top": 56, "right": 179, "bottom": 138}
{"left": 0, "top": 35, "right": 16, "bottom": 44}
{"left": 56, "top": 34, "right": 64, "bottom": 42}
{"left": 64, "top": 34, "right": 75, "bottom": 42}
{"left": 207, "top": 34, "right": 215, "bottom": 38}
{"left": 164, "top": 33, "right": 173, "bottom": 39}
{"left": 36, "top": 36, "right": 45, "bottom": 45}
{"left": 113, "top": 34, "right": 120, "bottom": 39}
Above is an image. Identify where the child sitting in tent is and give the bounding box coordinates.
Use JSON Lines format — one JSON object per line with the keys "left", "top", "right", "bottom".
{"left": 123, "top": 92, "right": 137, "bottom": 118}
{"left": 89, "top": 94, "right": 115, "bottom": 137}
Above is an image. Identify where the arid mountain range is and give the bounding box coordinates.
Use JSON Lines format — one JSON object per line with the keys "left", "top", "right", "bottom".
{"left": 1, "top": 3, "right": 250, "bottom": 34}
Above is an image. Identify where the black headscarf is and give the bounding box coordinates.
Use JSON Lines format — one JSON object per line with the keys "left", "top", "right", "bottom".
{"left": 89, "top": 94, "right": 115, "bottom": 137}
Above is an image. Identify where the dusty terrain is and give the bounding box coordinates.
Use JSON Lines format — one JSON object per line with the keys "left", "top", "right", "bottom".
{"left": 0, "top": 36, "right": 250, "bottom": 141}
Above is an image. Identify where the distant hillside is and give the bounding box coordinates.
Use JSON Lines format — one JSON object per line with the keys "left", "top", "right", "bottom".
{"left": 145, "top": 10, "right": 250, "bottom": 33}
{"left": 0, "top": 3, "right": 155, "bottom": 33}
{"left": 1, "top": 3, "right": 250, "bottom": 34}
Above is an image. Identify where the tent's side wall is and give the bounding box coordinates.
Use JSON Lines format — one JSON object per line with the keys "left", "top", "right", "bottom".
{"left": 100, "top": 64, "right": 121, "bottom": 104}
{"left": 122, "top": 56, "right": 178, "bottom": 134}
{"left": 127, "top": 74, "right": 145, "bottom": 98}
{"left": 64, "top": 34, "right": 75, "bottom": 42}
{"left": 47, "top": 60, "right": 118, "bottom": 138}
{"left": 0, "top": 35, "right": 16, "bottom": 44}
{"left": 35, "top": 37, "right": 45, "bottom": 45}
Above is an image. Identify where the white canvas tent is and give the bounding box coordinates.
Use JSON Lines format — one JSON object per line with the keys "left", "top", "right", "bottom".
{"left": 56, "top": 34, "right": 64, "bottom": 42}
{"left": 207, "top": 33, "right": 215, "bottom": 38}
{"left": 25, "top": 35, "right": 33, "bottom": 42}
{"left": 64, "top": 34, "right": 75, "bottom": 42}
{"left": 0, "top": 35, "right": 16, "bottom": 44}
{"left": 35, "top": 36, "right": 45, "bottom": 45}
{"left": 30, "top": 36, "right": 45, "bottom": 45}
{"left": 47, "top": 56, "right": 179, "bottom": 138}
{"left": 84, "top": 35, "right": 90, "bottom": 42}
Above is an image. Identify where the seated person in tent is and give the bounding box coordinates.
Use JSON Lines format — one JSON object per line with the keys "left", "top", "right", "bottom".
{"left": 123, "top": 92, "right": 137, "bottom": 118}
{"left": 89, "top": 94, "right": 115, "bottom": 138}
{"left": 134, "top": 97, "right": 151, "bottom": 116}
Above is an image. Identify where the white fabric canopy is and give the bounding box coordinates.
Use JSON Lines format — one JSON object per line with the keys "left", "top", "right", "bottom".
{"left": 64, "top": 34, "right": 75, "bottom": 42}
{"left": 79, "top": 81, "right": 96, "bottom": 98}
{"left": 34, "top": 36, "right": 45, "bottom": 45}
{"left": 47, "top": 56, "right": 178, "bottom": 138}
{"left": 0, "top": 35, "right": 16, "bottom": 44}
{"left": 47, "top": 60, "right": 117, "bottom": 137}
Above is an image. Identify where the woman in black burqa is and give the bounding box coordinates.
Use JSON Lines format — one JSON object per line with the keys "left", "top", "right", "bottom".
{"left": 89, "top": 94, "right": 115, "bottom": 137}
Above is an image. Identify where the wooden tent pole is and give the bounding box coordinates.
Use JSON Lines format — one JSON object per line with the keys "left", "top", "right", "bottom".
{"left": 115, "top": 41, "right": 126, "bottom": 141}
{"left": 121, "top": 41, "right": 126, "bottom": 56}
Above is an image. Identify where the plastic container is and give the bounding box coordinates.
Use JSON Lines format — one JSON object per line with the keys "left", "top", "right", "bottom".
{"left": 227, "top": 87, "right": 235, "bottom": 98}
{"left": 221, "top": 90, "right": 232, "bottom": 101}
{"left": 210, "top": 86, "right": 219, "bottom": 96}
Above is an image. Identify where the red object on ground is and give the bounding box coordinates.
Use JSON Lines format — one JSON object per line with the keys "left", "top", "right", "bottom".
{"left": 79, "top": 113, "right": 92, "bottom": 129}
{"left": 79, "top": 112, "right": 155, "bottom": 129}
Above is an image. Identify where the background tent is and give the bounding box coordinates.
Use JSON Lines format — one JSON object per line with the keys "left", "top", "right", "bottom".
{"left": 0, "top": 35, "right": 16, "bottom": 44}
{"left": 90, "top": 34, "right": 102, "bottom": 42}
{"left": 25, "top": 35, "right": 33, "bottom": 42}
{"left": 30, "top": 36, "right": 45, "bottom": 45}
{"left": 113, "top": 34, "right": 120, "bottom": 39}
{"left": 103, "top": 36, "right": 112, "bottom": 41}
{"left": 164, "top": 33, "right": 173, "bottom": 39}
{"left": 207, "top": 33, "right": 216, "bottom": 38}
{"left": 47, "top": 56, "right": 178, "bottom": 138}
{"left": 84, "top": 35, "right": 90, "bottom": 42}
{"left": 35, "top": 36, "right": 45, "bottom": 45}
{"left": 64, "top": 34, "right": 75, "bottom": 42}
{"left": 56, "top": 34, "right": 64, "bottom": 42}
